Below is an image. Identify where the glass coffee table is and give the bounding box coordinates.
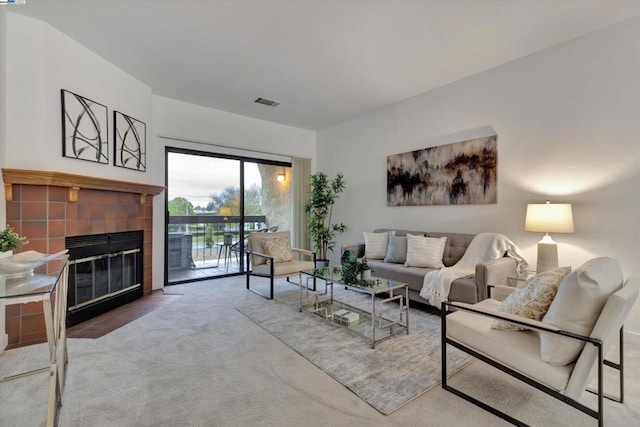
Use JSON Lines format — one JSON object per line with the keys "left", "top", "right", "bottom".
{"left": 299, "top": 266, "right": 409, "bottom": 348}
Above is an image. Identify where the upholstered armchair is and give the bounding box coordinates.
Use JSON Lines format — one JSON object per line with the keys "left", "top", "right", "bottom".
{"left": 246, "top": 231, "right": 315, "bottom": 299}
{"left": 441, "top": 257, "right": 639, "bottom": 426}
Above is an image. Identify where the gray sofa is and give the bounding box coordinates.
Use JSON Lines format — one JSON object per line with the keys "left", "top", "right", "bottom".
{"left": 341, "top": 229, "right": 517, "bottom": 307}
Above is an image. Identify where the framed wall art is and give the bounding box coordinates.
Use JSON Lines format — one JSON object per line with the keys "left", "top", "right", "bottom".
{"left": 387, "top": 135, "right": 497, "bottom": 206}
{"left": 113, "top": 111, "right": 146, "bottom": 172}
{"left": 61, "top": 89, "right": 109, "bottom": 164}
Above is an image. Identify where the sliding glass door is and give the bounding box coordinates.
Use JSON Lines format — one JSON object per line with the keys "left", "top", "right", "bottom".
{"left": 165, "top": 148, "right": 291, "bottom": 285}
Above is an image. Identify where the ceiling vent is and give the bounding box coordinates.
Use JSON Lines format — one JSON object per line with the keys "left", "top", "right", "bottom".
{"left": 254, "top": 97, "right": 280, "bottom": 107}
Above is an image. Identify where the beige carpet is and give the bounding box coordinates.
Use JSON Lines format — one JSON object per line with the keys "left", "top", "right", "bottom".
{"left": 1, "top": 276, "right": 639, "bottom": 426}
{"left": 237, "top": 288, "right": 471, "bottom": 414}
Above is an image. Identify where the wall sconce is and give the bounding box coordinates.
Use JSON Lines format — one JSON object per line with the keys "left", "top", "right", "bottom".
{"left": 277, "top": 171, "right": 286, "bottom": 183}
{"left": 525, "top": 200, "right": 574, "bottom": 273}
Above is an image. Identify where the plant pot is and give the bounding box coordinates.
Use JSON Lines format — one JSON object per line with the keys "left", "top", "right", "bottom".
{"left": 316, "top": 259, "right": 330, "bottom": 268}
{"left": 0, "top": 250, "right": 12, "bottom": 260}
{"left": 360, "top": 269, "right": 372, "bottom": 281}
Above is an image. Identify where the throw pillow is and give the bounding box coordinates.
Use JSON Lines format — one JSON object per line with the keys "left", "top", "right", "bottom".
{"left": 540, "top": 257, "right": 623, "bottom": 365}
{"left": 491, "top": 266, "right": 571, "bottom": 331}
{"left": 404, "top": 234, "right": 447, "bottom": 268}
{"left": 260, "top": 236, "right": 294, "bottom": 263}
{"left": 384, "top": 234, "right": 407, "bottom": 264}
{"left": 363, "top": 231, "right": 393, "bottom": 259}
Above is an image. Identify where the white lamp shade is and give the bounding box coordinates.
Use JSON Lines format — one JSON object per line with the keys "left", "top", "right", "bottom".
{"left": 525, "top": 203, "right": 574, "bottom": 233}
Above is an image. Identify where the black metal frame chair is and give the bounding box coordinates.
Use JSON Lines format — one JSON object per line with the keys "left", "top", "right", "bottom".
{"left": 245, "top": 231, "right": 316, "bottom": 299}
{"left": 440, "top": 277, "right": 638, "bottom": 427}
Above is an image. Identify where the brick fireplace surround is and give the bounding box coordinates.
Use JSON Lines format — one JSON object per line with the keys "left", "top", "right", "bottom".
{"left": 2, "top": 169, "right": 163, "bottom": 348}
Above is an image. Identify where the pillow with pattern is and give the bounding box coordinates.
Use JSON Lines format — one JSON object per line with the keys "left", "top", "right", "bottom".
{"left": 260, "top": 236, "right": 294, "bottom": 263}
{"left": 492, "top": 266, "right": 571, "bottom": 331}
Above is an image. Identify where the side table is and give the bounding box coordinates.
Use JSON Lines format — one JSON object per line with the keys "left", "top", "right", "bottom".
{"left": 488, "top": 270, "right": 536, "bottom": 300}
{"left": 0, "top": 255, "right": 69, "bottom": 427}
{"left": 507, "top": 270, "right": 537, "bottom": 287}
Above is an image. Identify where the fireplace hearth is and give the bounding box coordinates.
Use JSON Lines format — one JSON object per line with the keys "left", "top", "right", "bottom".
{"left": 66, "top": 231, "right": 143, "bottom": 327}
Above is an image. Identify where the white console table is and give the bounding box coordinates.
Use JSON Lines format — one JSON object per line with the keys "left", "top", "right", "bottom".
{"left": 0, "top": 255, "right": 69, "bottom": 427}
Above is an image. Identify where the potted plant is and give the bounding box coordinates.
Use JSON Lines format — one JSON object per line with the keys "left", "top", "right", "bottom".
{"left": 0, "top": 225, "right": 28, "bottom": 258}
{"left": 305, "top": 171, "right": 348, "bottom": 266}
{"left": 358, "top": 257, "right": 372, "bottom": 281}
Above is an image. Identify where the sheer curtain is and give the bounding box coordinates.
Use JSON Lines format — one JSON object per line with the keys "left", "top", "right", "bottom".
{"left": 291, "top": 157, "right": 311, "bottom": 250}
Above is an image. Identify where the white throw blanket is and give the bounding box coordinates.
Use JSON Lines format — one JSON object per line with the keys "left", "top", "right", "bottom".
{"left": 419, "top": 232, "right": 527, "bottom": 306}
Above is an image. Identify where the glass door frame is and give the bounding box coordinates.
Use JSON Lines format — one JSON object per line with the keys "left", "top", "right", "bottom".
{"left": 164, "top": 146, "right": 291, "bottom": 286}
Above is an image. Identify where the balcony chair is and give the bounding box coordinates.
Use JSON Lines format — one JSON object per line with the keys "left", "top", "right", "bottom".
{"left": 246, "top": 231, "right": 315, "bottom": 299}
{"left": 441, "top": 257, "right": 638, "bottom": 426}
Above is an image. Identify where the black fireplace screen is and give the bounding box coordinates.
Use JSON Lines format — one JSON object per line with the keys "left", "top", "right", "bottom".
{"left": 66, "top": 231, "right": 143, "bottom": 326}
{"left": 69, "top": 249, "right": 139, "bottom": 309}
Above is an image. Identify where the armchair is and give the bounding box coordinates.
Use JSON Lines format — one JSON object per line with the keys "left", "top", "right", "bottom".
{"left": 246, "top": 231, "right": 315, "bottom": 299}
{"left": 441, "top": 257, "right": 638, "bottom": 426}
{"left": 231, "top": 227, "right": 279, "bottom": 265}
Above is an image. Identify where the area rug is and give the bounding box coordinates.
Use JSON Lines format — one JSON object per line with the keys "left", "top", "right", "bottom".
{"left": 236, "top": 289, "right": 472, "bottom": 414}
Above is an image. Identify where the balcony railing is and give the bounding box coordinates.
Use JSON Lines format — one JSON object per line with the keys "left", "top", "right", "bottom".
{"left": 168, "top": 214, "right": 267, "bottom": 271}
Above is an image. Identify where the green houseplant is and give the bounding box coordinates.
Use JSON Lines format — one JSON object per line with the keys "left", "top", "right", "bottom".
{"left": 305, "top": 171, "right": 348, "bottom": 264}
{"left": 0, "top": 225, "right": 28, "bottom": 253}
{"left": 359, "top": 256, "right": 372, "bottom": 280}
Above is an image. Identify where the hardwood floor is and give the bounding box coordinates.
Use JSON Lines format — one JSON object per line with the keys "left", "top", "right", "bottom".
{"left": 66, "top": 290, "right": 182, "bottom": 339}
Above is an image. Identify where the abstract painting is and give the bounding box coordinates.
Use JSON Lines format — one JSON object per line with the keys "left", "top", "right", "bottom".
{"left": 114, "top": 111, "right": 146, "bottom": 172}
{"left": 387, "top": 135, "right": 497, "bottom": 206}
{"left": 61, "top": 90, "right": 109, "bottom": 164}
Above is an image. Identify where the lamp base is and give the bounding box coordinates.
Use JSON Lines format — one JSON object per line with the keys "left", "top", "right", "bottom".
{"left": 536, "top": 241, "right": 559, "bottom": 273}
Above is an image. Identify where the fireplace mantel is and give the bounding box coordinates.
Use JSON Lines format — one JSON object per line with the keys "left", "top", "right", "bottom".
{"left": 2, "top": 168, "right": 164, "bottom": 203}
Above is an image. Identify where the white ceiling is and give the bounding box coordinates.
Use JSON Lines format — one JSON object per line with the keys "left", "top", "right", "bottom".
{"left": 12, "top": 0, "right": 640, "bottom": 130}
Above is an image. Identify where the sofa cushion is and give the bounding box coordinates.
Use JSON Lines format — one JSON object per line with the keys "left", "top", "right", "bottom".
{"left": 363, "top": 231, "right": 392, "bottom": 259}
{"left": 404, "top": 234, "right": 446, "bottom": 268}
{"left": 252, "top": 259, "right": 316, "bottom": 277}
{"left": 492, "top": 267, "right": 570, "bottom": 330}
{"left": 369, "top": 259, "right": 435, "bottom": 293}
{"left": 384, "top": 234, "right": 407, "bottom": 264}
{"left": 374, "top": 229, "right": 476, "bottom": 267}
{"left": 540, "top": 257, "right": 623, "bottom": 365}
{"left": 426, "top": 232, "right": 475, "bottom": 267}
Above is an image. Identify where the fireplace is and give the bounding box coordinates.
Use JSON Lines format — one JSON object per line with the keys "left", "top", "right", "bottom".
{"left": 66, "top": 231, "right": 143, "bottom": 327}
{"left": 2, "top": 169, "right": 164, "bottom": 348}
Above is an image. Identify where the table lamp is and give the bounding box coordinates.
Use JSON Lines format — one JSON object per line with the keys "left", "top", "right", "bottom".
{"left": 525, "top": 201, "right": 574, "bottom": 273}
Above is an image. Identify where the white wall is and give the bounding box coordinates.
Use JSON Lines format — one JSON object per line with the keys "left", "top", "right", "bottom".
{"left": 1, "top": 12, "right": 154, "bottom": 184}
{"left": 0, "top": 12, "right": 316, "bottom": 294}
{"left": 317, "top": 16, "right": 640, "bottom": 338}
{"left": 150, "top": 96, "right": 315, "bottom": 288}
